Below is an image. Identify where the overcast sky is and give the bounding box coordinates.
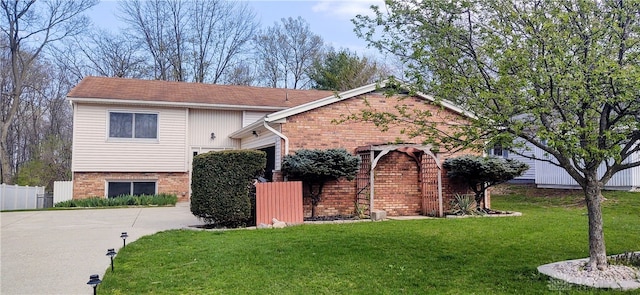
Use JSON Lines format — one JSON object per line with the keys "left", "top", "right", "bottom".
{"left": 87, "top": 0, "right": 384, "bottom": 55}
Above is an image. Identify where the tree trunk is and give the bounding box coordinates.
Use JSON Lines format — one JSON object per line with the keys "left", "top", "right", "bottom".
{"left": 311, "top": 197, "right": 318, "bottom": 218}
{"left": 0, "top": 140, "right": 12, "bottom": 183}
{"left": 306, "top": 182, "right": 324, "bottom": 218}
{"left": 584, "top": 171, "right": 607, "bottom": 270}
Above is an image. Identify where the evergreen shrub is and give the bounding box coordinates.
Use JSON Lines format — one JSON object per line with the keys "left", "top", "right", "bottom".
{"left": 190, "top": 149, "right": 266, "bottom": 227}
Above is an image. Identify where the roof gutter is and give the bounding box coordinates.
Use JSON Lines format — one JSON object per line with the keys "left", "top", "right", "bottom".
{"left": 66, "top": 97, "right": 287, "bottom": 112}
{"left": 263, "top": 121, "right": 289, "bottom": 155}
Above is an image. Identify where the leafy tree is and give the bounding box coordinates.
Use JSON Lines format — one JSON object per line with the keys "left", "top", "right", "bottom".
{"left": 282, "top": 149, "right": 360, "bottom": 217}
{"left": 443, "top": 156, "right": 528, "bottom": 211}
{"left": 15, "top": 135, "right": 71, "bottom": 191}
{"left": 354, "top": 0, "right": 640, "bottom": 270}
{"left": 308, "top": 47, "right": 385, "bottom": 91}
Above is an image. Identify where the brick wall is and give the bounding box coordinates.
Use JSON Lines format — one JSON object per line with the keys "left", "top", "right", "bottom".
{"left": 302, "top": 179, "right": 355, "bottom": 217}
{"left": 73, "top": 172, "right": 190, "bottom": 202}
{"left": 283, "top": 93, "right": 461, "bottom": 151}
{"left": 374, "top": 151, "right": 422, "bottom": 216}
{"left": 279, "top": 92, "right": 477, "bottom": 217}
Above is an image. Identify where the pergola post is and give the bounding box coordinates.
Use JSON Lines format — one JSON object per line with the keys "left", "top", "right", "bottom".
{"left": 437, "top": 153, "right": 443, "bottom": 217}
{"left": 369, "top": 149, "right": 374, "bottom": 213}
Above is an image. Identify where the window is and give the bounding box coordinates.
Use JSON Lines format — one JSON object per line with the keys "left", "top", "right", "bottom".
{"left": 490, "top": 144, "right": 508, "bottom": 158}
{"left": 493, "top": 144, "right": 503, "bottom": 156}
{"left": 107, "top": 181, "right": 156, "bottom": 198}
{"left": 109, "top": 112, "right": 157, "bottom": 139}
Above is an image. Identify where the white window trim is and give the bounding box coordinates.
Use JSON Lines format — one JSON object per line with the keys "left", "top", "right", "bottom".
{"left": 106, "top": 110, "right": 160, "bottom": 142}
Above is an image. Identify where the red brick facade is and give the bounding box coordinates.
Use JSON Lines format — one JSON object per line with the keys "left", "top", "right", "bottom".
{"left": 281, "top": 92, "right": 479, "bottom": 217}
{"left": 374, "top": 151, "right": 422, "bottom": 216}
{"left": 73, "top": 172, "right": 190, "bottom": 202}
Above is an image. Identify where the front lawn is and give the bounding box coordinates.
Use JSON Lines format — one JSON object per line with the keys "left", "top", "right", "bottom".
{"left": 99, "top": 189, "right": 640, "bottom": 294}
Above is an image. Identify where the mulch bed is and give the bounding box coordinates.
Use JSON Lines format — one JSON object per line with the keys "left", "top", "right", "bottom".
{"left": 304, "top": 215, "right": 359, "bottom": 222}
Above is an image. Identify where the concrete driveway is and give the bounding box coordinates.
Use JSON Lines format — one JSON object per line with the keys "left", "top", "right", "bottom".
{"left": 1, "top": 203, "right": 203, "bottom": 295}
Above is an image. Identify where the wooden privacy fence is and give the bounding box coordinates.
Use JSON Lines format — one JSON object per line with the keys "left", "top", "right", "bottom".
{"left": 256, "top": 181, "right": 303, "bottom": 225}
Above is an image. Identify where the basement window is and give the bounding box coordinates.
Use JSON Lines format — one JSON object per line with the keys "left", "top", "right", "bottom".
{"left": 108, "top": 181, "right": 156, "bottom": 198}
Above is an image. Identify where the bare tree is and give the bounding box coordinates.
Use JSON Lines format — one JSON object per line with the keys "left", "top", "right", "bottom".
{"left": 119, "top": 0, "right": 178, "bottom": 80}
{"left": 119, "top": 0, "right": 257, "bottom": 83}
{"left": 254, "top": 17, "right": 323, "bottom": 89}
{"left": 224, "top": 62, "right": 257, "bottom": 86}
{"left": 0, "top": 0, "right": 97, "bottom": 184}
{"left": 190, "top": 0, "right": 257, "bottom": 83}
{"left": 79, "top": 30, "right": 149, "bottom": 78}
{"left": 254, "top": 27, "right": 283, "bottom": 88}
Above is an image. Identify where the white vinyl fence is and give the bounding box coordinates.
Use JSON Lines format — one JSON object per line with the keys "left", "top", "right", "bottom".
{"left": 0, "top": 184, "right": 45, "bottom": 210}
{"left": 53, "top": 181, "right": 73, "bottom": 204}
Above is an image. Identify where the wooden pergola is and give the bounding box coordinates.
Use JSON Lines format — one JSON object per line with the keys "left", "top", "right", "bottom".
{"left": 355, "top": 144, "right": 444, "bottom": 217}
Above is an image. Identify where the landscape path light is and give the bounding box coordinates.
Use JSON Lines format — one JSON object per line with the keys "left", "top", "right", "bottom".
{"left": 87, "top": 274, "right": 101, "bottom": 295}
{"left": 120, "top": 232, "right": 128, "bottom": 247}
{"left": 106, "top": 248, "right": 116, "bottom": 272}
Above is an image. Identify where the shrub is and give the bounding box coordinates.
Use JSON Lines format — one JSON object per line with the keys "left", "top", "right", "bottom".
{"left": 282, "top": 148, "right": 360, "bottom": 217}
{"left": 190, "top": 149, "right": 266, "bottom": 227}
{"left": 54, "top": 194, "right": 178, "bottom": 207}
{"left": 443, "top": 155, "right": 528, "bottom": 211}
{"left": 609, "top": 252, "right": 640, "bottom": 268}
{"left": 449, "top": 194, "right": 479, "bottom": 216}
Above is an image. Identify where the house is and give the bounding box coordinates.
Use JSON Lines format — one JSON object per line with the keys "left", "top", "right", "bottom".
{"left": 67, "top": 76, "right": 477, "bottom": 217}
{"left": 533, "top": 145, "right": 640, "bottom": 191}
{"left": 490, "top": 140, "right": 639, "bottom": 191}
{"left": 486, "top": 139, "right": 536, "bottom": 183}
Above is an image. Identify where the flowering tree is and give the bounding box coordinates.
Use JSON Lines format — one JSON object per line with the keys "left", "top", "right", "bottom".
{"left": 353, "top": 0, "right": 640, "bottom": 270}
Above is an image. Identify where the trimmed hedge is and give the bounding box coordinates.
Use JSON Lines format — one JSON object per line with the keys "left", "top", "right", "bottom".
{"left": 54, "top": 194, "right": 178, "bottom": 207}
{"left": 190, "top": 149, "right": 266, "bottom": 227}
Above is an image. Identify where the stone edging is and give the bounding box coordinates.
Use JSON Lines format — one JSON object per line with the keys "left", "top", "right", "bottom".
{"left": 538, "top": 255, "right": 640, "bottom": 291}
{"left": 445, "top": 212, "right": 522, "bottom": 218}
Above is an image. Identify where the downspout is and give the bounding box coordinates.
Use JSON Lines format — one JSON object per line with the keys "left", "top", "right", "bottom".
{"left": 263, "top": 121, "right": 289, "bottom": 155}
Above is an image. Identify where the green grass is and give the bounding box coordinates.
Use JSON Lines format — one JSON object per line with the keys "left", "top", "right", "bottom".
{"left": 100, "top": 190, "right": 640, "bottom": 294}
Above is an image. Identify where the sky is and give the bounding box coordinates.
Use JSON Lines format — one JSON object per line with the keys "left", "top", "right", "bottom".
{"left": 86, "top": 0, "right": 385, "bottom": 56}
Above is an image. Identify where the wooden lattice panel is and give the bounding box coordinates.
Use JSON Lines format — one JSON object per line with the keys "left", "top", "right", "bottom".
{"left": 356, "top": 151, "right": 371, "bottom": 216}
{"left": 421, "top": 154, "right": 440, "bottom": 216}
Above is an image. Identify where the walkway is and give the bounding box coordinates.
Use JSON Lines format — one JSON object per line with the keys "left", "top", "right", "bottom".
{"left": 0, "top": 203, "right": 203, "bottom": 294}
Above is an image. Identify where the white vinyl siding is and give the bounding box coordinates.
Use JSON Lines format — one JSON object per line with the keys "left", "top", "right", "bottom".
{"left": 489, "top": 140, "right": 536, "bottom": 181}
{"left": 243, "top": 111, "right": 270, "bottom": 127}
{"left": 504, "top": 141, "right": 536, "bottom": 181}
{"left": 109, "top": 112, "right": 158, "bottom": 139}
{"left": 534, "top": 145, "right": 640, "bottom": 190}
{"left": 238, "top": 128, "right": 282, "bottom": 171}
{"left": 188, "top": 109, "right": 242, "bottom": 149}
{"left": 632, "top": 150, "right": 640, "bottom": 188}
{"left": 72, "top": 104, "right": 187, "bottom": 172}
{"left": 240, "top": 133, "right": 278, "bottom": 150}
